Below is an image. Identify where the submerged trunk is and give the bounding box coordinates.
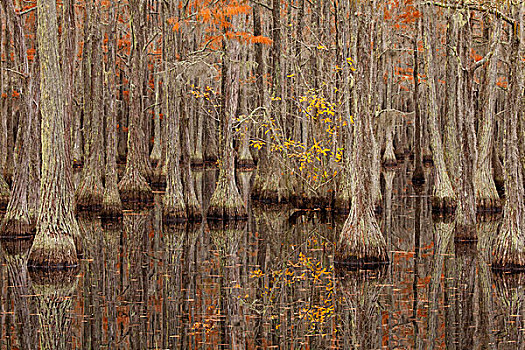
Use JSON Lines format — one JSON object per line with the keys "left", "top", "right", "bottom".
{"left": 30, "top": 0, "right": 80, "bottom": 267}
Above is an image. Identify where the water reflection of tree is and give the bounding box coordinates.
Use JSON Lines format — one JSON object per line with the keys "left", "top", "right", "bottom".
{"left": 30, "top": 269, "right": 78, "bottom": 349}
{"left": 1, "top": 238, "right": 38, "bottom": 349}
{"left": 428, "top": 219, "right": 454, "bottom": 348}
{"left": 251, "top": 206, "right": 337, "bottom": 348}
{"left": 209, "top": 221, "right": 247, "bottom": 349}
{"left": 492, "top": 272, "right": 525, "bottom": 348}
{"left": 162, "top": 222, "right": 187, "bottom": 349}
{"left": 124, "top": 211, "right": 152, "bottom": 349}
{"left": 101, "top": 220, "right": 122, "bottom": 347}
{"left": 78, "top": 213, "right": 105, "bottom": 348}
{"left": 427, "top": 218, "right": 501, "bottom": 349}
{"left": 335, "top": 267, "right": 387, "bottom": 349}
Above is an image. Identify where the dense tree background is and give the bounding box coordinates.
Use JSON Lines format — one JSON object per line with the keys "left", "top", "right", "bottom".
{"left": 0, "top": 0, "right": 524, "bottom": 267}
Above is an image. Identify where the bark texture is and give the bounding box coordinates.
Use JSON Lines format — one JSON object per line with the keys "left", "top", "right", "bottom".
{"left": 29, "top": 0, "right": 80, "bottom": 267}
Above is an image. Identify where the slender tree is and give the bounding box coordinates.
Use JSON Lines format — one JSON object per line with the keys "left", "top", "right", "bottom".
{"left": 207, "top": 12, "right": 247, "bottom": 220}
{"left": 118, "top": 0, "right": 153, "bottom": 205}
{"left": 491, "top": 3, "right": 525, "bottom": 269}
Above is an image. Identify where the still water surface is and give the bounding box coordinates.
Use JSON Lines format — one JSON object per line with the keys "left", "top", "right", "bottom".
{"left": 0, "top": 165, "right": 523, "bottom": 349}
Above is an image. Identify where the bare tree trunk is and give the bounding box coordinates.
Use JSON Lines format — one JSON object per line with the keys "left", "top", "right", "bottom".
{"left": 337, "top": 2, "right": 387, "bottom": 265}
{"left": 474, "top": 19, "right": 502, "bottom": 212}
{"left": 455, "top": 15, "right": 478, "bottom": 240}
{"left": 76, "top": 10, "right": 104, "bottom": 211}
{"left": 118, "top": 0, "right": 153, "bottom": 206}
{"left": 491, "top": 4, "right": 525, "bottom": 269}
{"left": 412, "top": 19, "right": 425, "bottom": 186}
{"left": 29, "top": 0, "right": 80, "bottom": 267}
{"left": 207, "top": 15, "right": 247, "bottom": 220}
{"left": 162, "top": 13, "right": 186, "bottom": 222}
{"left": 423, "top": 3, "right": 456, "bottom": 212}
{"left": 0, "top": 10, "right": 10, "bottom": 208}
{"left": 0, "top": 0, "right": 37, "bottom": 236}
{"left": 444, "top": 11, "right": 460, "bottom": 188}
{"left": 149, "top": 63, "right": 162, "bottom": 167}
{"left": 102, "top": 2, "right": 122, "bottom": 219}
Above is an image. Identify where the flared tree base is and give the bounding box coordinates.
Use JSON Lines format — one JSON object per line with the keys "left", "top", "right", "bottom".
{"left": 186, "top": 202, "right": 202, "bottom": 222}
{"left": 382, "top": 149, "right": 398, "bottom": 168}
{"left": 162, "top": 198, "right": 187, "bottom": 224}
{"left": 76, "top": 192, "right": 104, "bottom": 212}
{"left": 28, "top": 233, "right": 78, "bottom": 268}
{"left": 207, "top": 178, "right": 247, "bottom": 221}
{"left": 101, "top": 190, "right": 123, "bottom": 220}
{"left": 237, "top": 158, "right": 256, "bottom": 171}
{"left": 118, "top": 169, "right": 153, "bottom": 210}
{"left": 191, "top": 150, "right": 204, "bottom": 168}
{"left": 491, "top": 222, "right": 525, "bottom": 271}
{"left": 476, "top": 196, "right": 502, "bottom": 213}
{"left": 0, "top": 218, "right": 35, "bottom": 238}
{"left": 431, "top": 196, "right": 457, "bottom": 214}
{"left": 150, "top": 168, "right": 166, "bottom": 191}
{"left": 454, "top": 223, "right": 477, "bottom": 242}
{"left": 335, "top": 206, "right": 388, "bottom": 267}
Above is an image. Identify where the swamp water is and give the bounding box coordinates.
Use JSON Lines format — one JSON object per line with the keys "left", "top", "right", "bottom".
{"left": 0, "top": 164, "right": 523, "bottom": 349}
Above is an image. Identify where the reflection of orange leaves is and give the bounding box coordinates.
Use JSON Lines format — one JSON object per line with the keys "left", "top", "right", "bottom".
{"left": 417, "top": 276, "right": 431, "bottom": 286}
{"left": 12, "top": 90, "right": 20, "bottom": 98}
{"left": 1, "top": 93, "right": 7, "bottom": 98}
